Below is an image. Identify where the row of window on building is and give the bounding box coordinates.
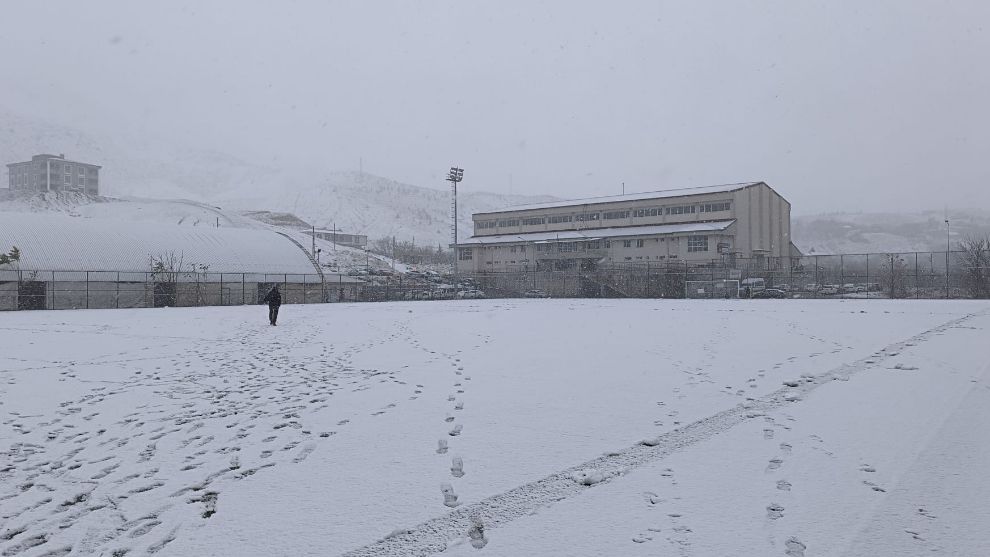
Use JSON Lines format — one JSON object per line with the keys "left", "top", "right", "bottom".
{"left": 477, "top": 201, "right": 731, "bottom": 230}
{"left": 459, "top": 235, "right": 711, "bottom": 261}
{"left": 10, "top": 166, "right": 93, "bottom": 187}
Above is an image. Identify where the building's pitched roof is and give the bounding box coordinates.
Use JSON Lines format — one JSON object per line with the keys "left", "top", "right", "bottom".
{"left": 477, "top": 182, "right": 762, "bottom": 215}
{"left": 457, "top": 220, "right": 735, "bottom": 246}
{"left": 0, "top": 212, "right": 320, "bottom": 274}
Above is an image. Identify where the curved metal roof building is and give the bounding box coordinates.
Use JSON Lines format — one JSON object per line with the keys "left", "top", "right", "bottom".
{"left": 0, "top": 212, "right": 320, "bottom": 274}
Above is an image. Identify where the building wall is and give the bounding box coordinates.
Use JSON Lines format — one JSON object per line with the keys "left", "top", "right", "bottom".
{"left": 731, "top": 183, "right": 790, "bottom": 258}
{"left": 456, "top": 229, "right": 736, "bottom": 273}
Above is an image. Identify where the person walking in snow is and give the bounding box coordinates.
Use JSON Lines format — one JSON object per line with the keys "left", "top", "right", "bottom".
{"left": 262, "top": 284, "right": 282, "bottom": 326}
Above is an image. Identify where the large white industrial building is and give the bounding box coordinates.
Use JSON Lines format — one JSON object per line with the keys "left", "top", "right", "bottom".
{"left": 455, "top": 182, "right": 798, "bottom": 273}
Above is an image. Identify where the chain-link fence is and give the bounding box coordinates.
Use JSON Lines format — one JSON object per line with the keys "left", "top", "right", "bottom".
{"left": 2, "top": 250, "right": 987, "bottom": 311}
{"left": 0, "top": 270, "right": 364, "bottom": 311}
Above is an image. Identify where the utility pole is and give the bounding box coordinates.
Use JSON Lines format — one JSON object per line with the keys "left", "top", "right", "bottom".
{"left": 622, "top": 181, "right": 625, "bottom": 195}
{"left": 332, "top": 222, "right": 337, "bottom": 252}
{"left": 312, "top": 225, "right": 316, "bottom": 259}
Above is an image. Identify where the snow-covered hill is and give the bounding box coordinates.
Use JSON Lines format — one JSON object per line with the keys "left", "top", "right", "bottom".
{"left": 1, "top": 107, "right": 554, "bottom": 247}
{"left": 792, "top": 210, "right": 990, "bottom": 255}
{"left": 212, "top": 171, "right": 556, "bottom": 247}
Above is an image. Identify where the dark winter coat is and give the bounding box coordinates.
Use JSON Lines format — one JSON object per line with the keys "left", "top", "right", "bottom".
{"left": 262, "top": 288, "right": 282, "bottom": 307}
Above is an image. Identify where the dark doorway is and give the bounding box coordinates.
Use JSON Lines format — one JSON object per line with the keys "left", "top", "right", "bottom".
{"left": 154, "top": 282, "right": 177, "bottom": 307}
{"left": 17, "top": 281, "right": 47, "bottom": 310}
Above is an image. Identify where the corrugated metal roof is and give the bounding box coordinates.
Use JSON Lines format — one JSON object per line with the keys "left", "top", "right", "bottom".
{"left": 457, "top": 220, "right": 735, "bottom": 246}
{"left": 478, "top": 182, "right": 761, "bottom": 214}
{"left": 0, "top": 212, "right": 320, "bottom": 274}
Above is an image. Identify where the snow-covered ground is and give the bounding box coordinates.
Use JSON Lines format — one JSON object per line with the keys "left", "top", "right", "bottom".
{"left": 1, "top": 299, "right": 988, "bottom": 556}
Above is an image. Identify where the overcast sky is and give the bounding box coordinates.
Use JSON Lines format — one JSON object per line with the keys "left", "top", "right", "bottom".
{"left": 2, "top": 0, "right": 988, "bottom": 214}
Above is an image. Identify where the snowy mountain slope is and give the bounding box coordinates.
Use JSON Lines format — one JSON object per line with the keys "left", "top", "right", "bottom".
{"left": 1, "top": 108, "right": 555, "bottom": 247}
{"left": 792, "top": 210, "right": 990, "bottom": 254}
{"left": 212, "top": 171, "right": 557, "bottom": 248}
{"left": 0, "top": 106, "right": 283, "bottom": 200}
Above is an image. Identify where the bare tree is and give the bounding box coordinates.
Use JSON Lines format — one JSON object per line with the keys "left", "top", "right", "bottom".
{"left": 878, "top": 253, "right": 909, "bottom": 299}
{"left": 0, "top": 246, "right": 20, "bottom": 267}
{"left": 958, "top": 236, "right": 990, "bottom": 299}
{"left": 150, "top": 251, "right": 184, "bottom": 283}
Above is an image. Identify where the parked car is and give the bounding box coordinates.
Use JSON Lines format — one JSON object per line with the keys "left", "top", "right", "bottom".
{"left": 752, "top": 288, "right": 787, "bottom": 299}
{"left": 524, "top": 289, "right": 549, "bottom": 298}
{"left": 820, "top": 285, "right": 839, "bottom": 295}
{"left": 456, "top": 289, "right": 486, "bottom": 299}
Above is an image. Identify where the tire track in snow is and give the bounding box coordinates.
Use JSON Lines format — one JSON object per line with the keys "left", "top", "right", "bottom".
{"left": 341, "top": 309, "right": 987, "bottom": 557}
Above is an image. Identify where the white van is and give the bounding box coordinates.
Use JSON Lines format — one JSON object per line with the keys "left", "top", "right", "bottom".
{"left": 740, "top": 278, "right": 766, "bottom": 292}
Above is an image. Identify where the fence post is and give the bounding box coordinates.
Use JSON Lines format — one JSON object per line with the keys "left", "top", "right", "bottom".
{"left": 242, "top": 274, "right": 246, "bottom": 305}
{"left": 914, "top": 252, "right": 921, "bottom": 298}
{"left": 86, "top": 271, "right": 90, "bottom": 309}
{"left": 945, "top": 249, "right": 950, "bottom": 299}
{"left": 116, "top": 271, "right": 120, "bottom": 308}
{"left": 814, "top": 256, "right": 819, "bottom": 299}
{"left": 865, "top": 254, "right": 869, "bottom": 299}
{"left": 839, "top": 255, "right": 845, "bottom": 298}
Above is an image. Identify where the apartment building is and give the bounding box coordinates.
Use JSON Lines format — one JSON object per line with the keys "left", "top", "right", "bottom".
{"left": 455, "top": 181, "right": 795, "bottom": 272}
{"left": 6, "top": 154, "right": 101, "bottom": 195}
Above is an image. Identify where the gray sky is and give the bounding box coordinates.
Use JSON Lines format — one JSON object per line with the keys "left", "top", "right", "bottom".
{"left": 2, "top": 0, "right": 989, "bottom": 214}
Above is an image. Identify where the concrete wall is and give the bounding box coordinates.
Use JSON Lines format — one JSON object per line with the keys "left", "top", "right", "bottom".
{"left": 731, "top": 183, "right": 790, "bottom": 258}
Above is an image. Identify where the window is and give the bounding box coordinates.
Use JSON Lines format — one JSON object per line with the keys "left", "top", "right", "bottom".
{"left": 510, "top": 246, "right": 516, "bottom": 253}
{"left": 536, "top": 243, "right": 553, "bottom": 253}
{"left": 635, "top": 239, "right": 644, "bottom": 248}
{"left": 603, "top": 210, "right": 629, "bottom": 220}
{"left": 622, "top": 240, "right": 632, "bottom": 248}
{"left": 687, "top": 235, "right": 709, "bottom": 252}
{"left": 549, "top": 215, "right": 573, "bottom": 224}
{"left": 458, "top": 248, "right": 473, "bottom": 260}
{"left": 574, "top": 212, "right": 600, "bottom": 222}
{"left": 667, "top": 205, "right": 696, "bottom": 215}
{"left": 521, "top": 217, "right": 545, "bottom": 226}
{"left": 699, "top": 201, "right": 731, "bottom": 213}
{"left": 604, "top": 239, "right": 611, "bottom": 248}
{"left": 476, "top": 221, "right": 497, "bottom": 230}
{"left": 519, "top": 246, "right": 526, "bottom": 253}
{"left": 558, "top": 243, "right": 576, "bottom": 252}
{"left": 586, "top": 240, "right": 601, "bottom": 249}
{"left": 497, "top": 219, "right": 519, "bottom": 227}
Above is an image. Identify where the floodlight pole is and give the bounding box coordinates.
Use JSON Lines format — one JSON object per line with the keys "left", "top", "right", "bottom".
{"left": 447, "top": 166, "right": 464, "bottom": 283}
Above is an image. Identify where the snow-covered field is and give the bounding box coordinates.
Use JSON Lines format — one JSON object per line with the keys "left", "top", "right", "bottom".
{"left": 1, "top": 299, "right": 988, "bottom": 556}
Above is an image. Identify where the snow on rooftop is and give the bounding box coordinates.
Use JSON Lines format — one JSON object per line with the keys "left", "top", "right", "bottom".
{"left": 0, "top": 211, "right": 320, "bottom": 274}
{"left": 482, "top": 182, "right": 761, "bottom": 214}
{"left": 457, "top": 220, "right": 735, "bottom": 245}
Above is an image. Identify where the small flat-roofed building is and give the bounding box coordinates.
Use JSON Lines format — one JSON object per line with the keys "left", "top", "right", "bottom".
{"left": 455, "top": 181, "right": 793, "bottom": 272}
{"left": 304, "top": 229, "right": 368, "bottom": 249}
